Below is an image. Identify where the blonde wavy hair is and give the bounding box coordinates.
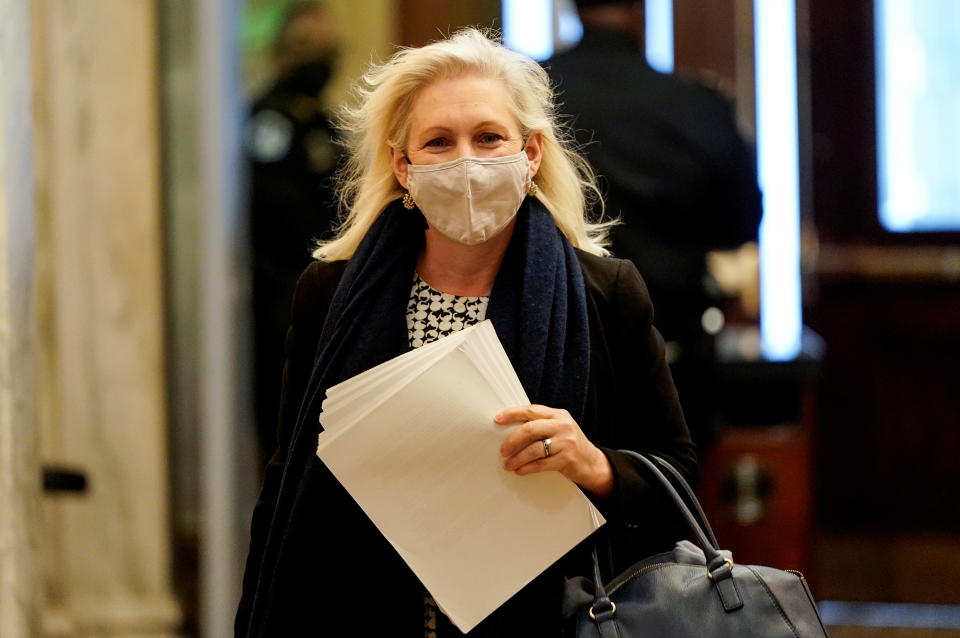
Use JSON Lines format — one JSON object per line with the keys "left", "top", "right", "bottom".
{"left": 313, "top": 27, "right": 615, "bottom": 261}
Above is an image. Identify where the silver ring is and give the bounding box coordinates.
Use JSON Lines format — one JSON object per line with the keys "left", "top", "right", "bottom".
{"left": 542, "top": 438, "right": 553, "bottom": 457}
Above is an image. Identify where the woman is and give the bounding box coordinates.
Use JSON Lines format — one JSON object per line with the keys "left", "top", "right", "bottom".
{"left": 236, "top": 28, "right": 697, "bottom": 637}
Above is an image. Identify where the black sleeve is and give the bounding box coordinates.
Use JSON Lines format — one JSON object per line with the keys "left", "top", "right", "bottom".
{"left": 707, "top": 93, "right": 763, "bottom": 249}
{"left": 595, "top": 259, "right": 699, "bottom": 560}
{"left": 235, "top": 260, "right": 340, "bottom": 637}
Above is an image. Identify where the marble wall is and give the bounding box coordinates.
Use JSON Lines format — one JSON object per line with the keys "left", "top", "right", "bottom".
{"left": 30, "top": 0, "right": 181, "bottom": 635}
{"left": 0, "top": 0, "right": 41, "bottom": 636}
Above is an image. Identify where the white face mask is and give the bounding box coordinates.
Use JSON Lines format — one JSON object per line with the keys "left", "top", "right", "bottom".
{"left": 407, "top": 151, "right": 531, "bottom": 245}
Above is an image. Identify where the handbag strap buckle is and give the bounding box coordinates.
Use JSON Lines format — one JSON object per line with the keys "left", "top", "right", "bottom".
{"left": 588, "top": 599, "right": 617, "bottom": 621}
{"left": 706, "top": 558, "right": 745, "bottom": 612}
{"left": 706, "top": 557, "right": 734, "bottom": 581}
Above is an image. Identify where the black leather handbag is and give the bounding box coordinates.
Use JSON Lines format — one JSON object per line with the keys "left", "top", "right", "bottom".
{"left": 568, "top": 452, "right": 829, "bottom": 638}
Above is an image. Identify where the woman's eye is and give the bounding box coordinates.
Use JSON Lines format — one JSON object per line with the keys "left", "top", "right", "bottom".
{"left": 478, "top": 133, "right": 503, "bottom": 144}
{"left": 424, "top": 138, "right": 448, "bottom": 148}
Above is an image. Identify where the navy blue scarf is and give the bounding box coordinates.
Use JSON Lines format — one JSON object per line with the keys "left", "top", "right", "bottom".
{"left": 245, "top": 196, "right": 590, "bottom": 636}
{"left": 294, "top": 195, "right": 589, "bottom": 445}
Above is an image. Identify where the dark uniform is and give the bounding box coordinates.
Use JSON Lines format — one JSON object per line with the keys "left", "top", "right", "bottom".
{"left": 246, "top": 61, "right": 341, "bottom": 467}
{"left": 546, "top": 27, "right": 763, "bottom": 449}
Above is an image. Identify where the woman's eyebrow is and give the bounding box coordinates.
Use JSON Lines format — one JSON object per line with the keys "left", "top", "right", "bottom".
{"left": 471, "top": 120, "right": 510, "bottom": 131}
{"left": 416, "top": 125, "right": 453, "bottom": 139}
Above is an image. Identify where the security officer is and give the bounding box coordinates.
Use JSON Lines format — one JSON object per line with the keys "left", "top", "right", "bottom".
{"left": 546, "top": 0, "right": 763, "bottom": 452}
{"left": 246, "top": 1, "right": 342, "bottom": 468}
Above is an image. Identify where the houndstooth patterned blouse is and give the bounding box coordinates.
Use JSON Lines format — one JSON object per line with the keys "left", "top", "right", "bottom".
{"left": 406, "top": 273, "right": 489, "bottom": 349}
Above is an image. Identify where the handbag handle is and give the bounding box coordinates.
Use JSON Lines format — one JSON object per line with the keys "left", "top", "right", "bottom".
{"left": 646, "top": 454, "right": 720, "bottom": 550}
{"left": 587, "top": 451, "right": 742, "bottom": 623}
{"left": 618, "top": 451, "right": 723, "bottom": 562}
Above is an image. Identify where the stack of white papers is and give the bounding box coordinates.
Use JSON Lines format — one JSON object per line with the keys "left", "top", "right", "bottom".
{"left": 316, "top": 320, "right": 605, "bottom": 633}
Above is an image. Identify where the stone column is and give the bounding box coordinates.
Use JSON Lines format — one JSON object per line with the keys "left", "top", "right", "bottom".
{"left": 30, "top": 0, "right": 181, "bottom": 635}
{"left": 0, "top": 1, "right": 40, "bottom": 637}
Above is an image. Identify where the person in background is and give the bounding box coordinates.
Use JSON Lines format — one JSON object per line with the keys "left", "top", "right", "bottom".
{"left": 236, "top": 28, "right": 696, "bottom": 637}
{"left": 246, "top": 1, "right": 342, "bottom": 468}
{"left": 546, "top": 0, "right": 763, "bottom": 452}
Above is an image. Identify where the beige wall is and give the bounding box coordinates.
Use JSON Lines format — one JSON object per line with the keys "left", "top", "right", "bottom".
{"left": 0, "top": 0, "right": 41, "bottom": 636}
{"left": 30, "top": 0, "right": 180, "bottom": 635}
{"left": 323, "top": 0, "right": 397, "bottom": 107}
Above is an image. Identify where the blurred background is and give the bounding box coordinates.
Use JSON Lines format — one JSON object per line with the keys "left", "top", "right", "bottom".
{"left": 1, "top": 0, "right": 958, "bottom": 637}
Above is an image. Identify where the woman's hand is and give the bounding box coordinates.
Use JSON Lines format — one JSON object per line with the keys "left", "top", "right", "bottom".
{"left": 495, "top": 404, "right": 614, "bottom": 498}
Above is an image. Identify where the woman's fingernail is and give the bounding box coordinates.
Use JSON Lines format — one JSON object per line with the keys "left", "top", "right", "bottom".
{"left": 494, "top": 412, "right": 504, "bottom": 423}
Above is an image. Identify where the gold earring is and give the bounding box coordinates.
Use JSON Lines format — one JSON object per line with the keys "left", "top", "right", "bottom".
{"left": 402, "top": 191, "right": 415, "bottom": 210}
{"left": 527, "top": 180, "right": 539, "bottom": 196}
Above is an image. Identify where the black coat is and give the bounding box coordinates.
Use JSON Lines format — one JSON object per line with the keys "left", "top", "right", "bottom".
{"left": 546, "top": 28, "right": 763, "bottom": 340}
{"left": 236, "top": 250, "right": 697, "bottom": 637}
